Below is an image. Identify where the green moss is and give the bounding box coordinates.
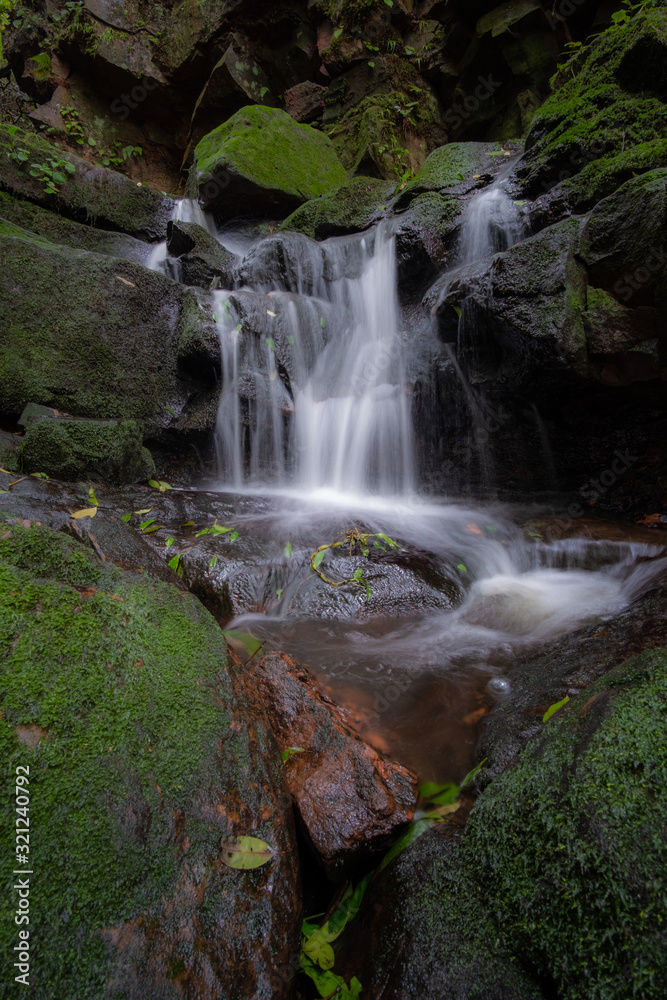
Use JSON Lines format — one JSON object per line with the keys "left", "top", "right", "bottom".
{"left": 280, "top": 176, "right": 395, "bottom": 238}
{"left": 0, "top": 125, "right": 173, "bottom": 240}
{"left": 400, "top": 142, "right": 503, "bottom": 202}
{"left": 192, "top": 105, "right": 347, "bottom": 214}
{"left": 518, "top": 10, "right": 667, "bottom": 205}
{"left": 0, "top": 231, "right": 195, "bottom": 421}
{"left": 466, "top": 647, "right": 667, "bottom": 999}
{"left": 0, "top": 520, "right": 290, "bottom": 998}
{"left": 21, "top": 416, "right": 155, "bottom": 484}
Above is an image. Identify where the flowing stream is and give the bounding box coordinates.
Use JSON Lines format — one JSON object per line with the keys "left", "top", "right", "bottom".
{"left": 160, "top": 183, "right": 667, "bottom": 780}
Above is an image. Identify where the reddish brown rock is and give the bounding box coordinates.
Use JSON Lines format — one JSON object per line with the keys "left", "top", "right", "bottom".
{"left": 246, "top": 650, "right": 418, "bottom": 878}
{"left": 284, "top": 81, "right": 327, "bottom": 124}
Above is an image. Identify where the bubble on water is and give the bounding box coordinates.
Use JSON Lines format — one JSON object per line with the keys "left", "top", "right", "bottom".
{"left": 487, "top": 676, "right": 511, "bottom": 698}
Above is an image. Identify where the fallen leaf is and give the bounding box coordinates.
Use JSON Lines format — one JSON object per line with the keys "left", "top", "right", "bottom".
{"left": 463, "top": 707, "right": 487, "bottom": 725}
{"left": 71, "top": 508, "right": 97, "bottom": 519}
{"left": 466, "top": 523, "right": 482, "bottom": 535}
{"left": 266, "top": 309, "right": 277, "bottom": 317}
{"left": 8, "top": 478, "right": 25, "bottom": 487}
{"left": 116, "top": 275, "right": 136, "bottom": 287}
{"left": 428, "top": 801, "right": 461, "bottom": 818}
{"left": 636, "top": 513, "right": 662, "bottom": 527}
{"left": 220, "top": 836, "right": 275, "bottom": 869}
{"left": 543, "top": 694, "right": 570, "bottom": 723}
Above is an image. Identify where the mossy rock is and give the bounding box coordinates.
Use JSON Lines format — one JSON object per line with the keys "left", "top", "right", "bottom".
{"left": 399, "top": 142, "right": 507, "bottom": 202}
{"left": 0, "top": 518, "right": 300, "bottom": 999}
{"left": 166, "top": 218, "right": 236, "bottom": 289}
{"left": 0, "top": 192, "right": 153, "bottom": 264}
{"left": 516, "top": 10, "right": 667, "bottom": 206}
{"left": 280, "top": 176, "right": 395, "bottom": 239}
{"left": 580, "top": 168, "right": 667, "bottom": 296}
{"left": 190, "top": 105, "right": 348, "bottom": 218}
{"left": 0, "top": 430, "right": 21, "bottom": 473}
{"left": 0, "top": 125, "right": 173, "bottom": 241}
{"left": 21, "top": 414, "right": 155, "bottom": 485}
{"left": 466, "top": 647, "right": 667, "bottom": 998}
{"left": 0, "top": 226, "right": 210, "bottom": 423}
{"left": 335, "top": 823, "right": 544, "bottom": 999}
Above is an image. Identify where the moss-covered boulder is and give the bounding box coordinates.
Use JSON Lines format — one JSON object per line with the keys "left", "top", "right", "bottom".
{"left": 21, "top": 411, "right": 155, "bottom": 485}
{"left": 0, "top": 125, "right": 174, "bottom": 241}
{"left": 467, "top": 647, "right": 667, "bottom": 998}
{"left": 280, "top": 176, "right": 395, "bottom": 239}
{"left": 0, "top": 191, "right": 154, "bottom": 264}
{"left": 335, "top": 822, "right": 544, "bottom": 999}
{"left": 190, "top": 105, "right": 348, "bottom": 218}
{"left": 166, "top": 218, "right": 236, "bottom": 288}
{"left": 0, "top": 225, "right": 214, "bottom": 423}
{"left": 0, "top": 518, "right": 300, "bottom": 999}
{"left": 516, "top": 9, "right": 667, "bottom": 207}
{"left": 399, "top": 142, "right": 509, "bottom": 204}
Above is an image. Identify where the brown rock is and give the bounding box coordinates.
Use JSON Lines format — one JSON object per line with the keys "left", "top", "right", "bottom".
{"left": 246, "top": 650, "right": 418, "bottom": 878}
{"left": 284, "top": 82, "right": 326, "bottom": 124}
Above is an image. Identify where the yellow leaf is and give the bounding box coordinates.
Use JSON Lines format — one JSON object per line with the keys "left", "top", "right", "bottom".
{"left": 266, "top": 309, "right": 277, "bottom": 317}
{"left": 134, "top": 508, "right": 152, "bottom": 514}
{"left": 220, "top": 836, "right": 275, "bottom": 869}
{"left": 303, "top": 930, "right": 335, "bottom": 969}
{"left": 429, "top": 801, "right": 461, "bottom": 818}
{"left": 71, "top": 507, "right": 97, "bottom": 519}
{"left": 116, "top": 275, "right": 136, "bottom": 287}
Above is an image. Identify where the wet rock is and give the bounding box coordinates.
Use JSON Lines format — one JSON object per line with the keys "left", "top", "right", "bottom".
{"left": 166, "top": 218, "right": 237, "bottom": 289}
{"left": 516, "top": 9, "right": 667, "bottom": 207}
{"left": 0, "top": 224, "right": 214, "bottom": 424}
{"left": 477, "top": 568, "right": 667, "bottom": 783}
{"left": 190, "top": 105, "right": 347, "bottom": 218}
{"left": 390, "top": 191, "right": 462, "bottom": 298}
{"left": 468, "top": 646, "right": 667, "bottom": 998}
{"left": 284, "top": 81, "right": 326, "bottom": 124}
{"left": 335, "top": 822, "right": 545, "bottom": 1000}
{"left": 0, "top": 191, "right": 154, "bottom": 264}
{"left": 20, "top": 409, "right": 155, "bottom": 485}
{"left": 0, "top": 517, "right": 301, "bottom": 1000}
{"left": 281, "top": 176, "right": 395, "bottom": 240}
{"left": 0, "top": 124, "right": 174, "bottom": 241}
{"left": 244, "top": 650, "right": 418, "bottom": 879}
{"left": 398, "top": 141, "right": 510, "bottom": 205}
{"left": 579, "top": 169, "right": 667, "bottom": 304}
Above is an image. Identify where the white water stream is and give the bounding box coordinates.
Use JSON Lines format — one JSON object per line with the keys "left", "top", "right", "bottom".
{"left": 156, "top": 184, "right": 665, "bottom": 778}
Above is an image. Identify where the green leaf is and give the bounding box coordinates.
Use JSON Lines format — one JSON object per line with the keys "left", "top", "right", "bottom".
{"left": 64, "top": 162, "right": 76, "bottom": 174}
{"left": 87, "top": 137, "right": 96, "bottom": 146}
{"left": 456, "top": 172, "right": 464, "bottom": 180}
{"left": 281, "top": 746, "right": 304, "bottom": 763}
{"left": 353, "top": 567, "right": 364, "bottom": 580}
{"left": 265, "top": 337, "right": 275, "bottom": 351}
{"left": 209, "top": 554, "right": 218, "bottom": 569}
{"left": 460, "top": 757, "right": 487, "bottom": 788}
{"left": 139, "top": 518, "right": 156, "bottom": 531}
{"left": 320, "top": 315, "right": 326, "bottom": 329}
{"left": 52, "top": 171, "right": 66, "bottom": 183}
{"left": 423, "top": 781, "right": 459, "bottom": 806}
{"left": 120, "top": 512, "right": 131, "bottom": 523}
{"left": 88, "top": 487, "right": 99, "bottom": 506}
{"left": 379, "top": 818, "right": 435, "bottom": 871}
{"left": 165, "top": 405, "right": 176, "bottom": 417}
{"left": 543, "top": 695, "right": 570, "bottom": 723}
{"left": 368, "top": 61, "right": 375, "bottom": 68}
{"left": 220, "top": 836, "right": 275, "bottom": 870}
{"left": 457, "top": 563, "right": 468, "bottom": 573}
{"left": 303, "top": 931, "right": 335, "bottom": 969}
{"left": 168, "top": 554, "right": 183, "bottom": 577}
{"left": 284, "top": 542, "right": 293, "bottom": 558}
{"left": 165, "top": 538, "right": 174, "bottom": 548}
{"left": 312, "top": 550, "right": 325, "bottom": 569}
{"left": 142, "top": 524, "right": 163, "bottom": 534}
{"left": 229, "top": 531, "right": 239, "bottom": 542}
{"left": 222, "top": 629, "right": 263, "bottom": 661}
{"left": 376, "top": 533, "right": 399, "bottom": 549}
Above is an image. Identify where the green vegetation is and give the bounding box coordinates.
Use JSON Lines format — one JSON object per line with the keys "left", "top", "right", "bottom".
{"left": 309, "top": 528, "right": 400, "bottom": 602}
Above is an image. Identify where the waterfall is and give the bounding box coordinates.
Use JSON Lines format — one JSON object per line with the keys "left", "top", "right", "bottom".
{"left": 214, "top": 224, "right": 414, "bottom": 496}
{"left": 459, "top": 180, "right": 523, "bottom": 264}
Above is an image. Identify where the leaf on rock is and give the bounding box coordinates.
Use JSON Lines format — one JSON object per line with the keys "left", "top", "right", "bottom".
{"left": 71, "top": 508, "right": 97, "bottom": 519}
{"left": 220, "top": 836, "right": 275, "bottom": 869}
{"left": 115, "top": 275, "right": 136, "bottom": 287}
{"left": 543, "top": 695, "right": 570, "bottom": 723}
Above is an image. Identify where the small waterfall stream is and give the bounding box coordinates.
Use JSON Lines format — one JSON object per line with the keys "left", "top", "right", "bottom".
{"left": 155, "top": 182, "right": 665, "bottom": 780}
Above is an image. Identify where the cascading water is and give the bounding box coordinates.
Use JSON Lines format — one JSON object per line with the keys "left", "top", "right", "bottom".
{"left": 214, "top": 224, "right": 414, "bottom": 496}
{"left": 162, "top": 183, "right": 666, "bottom": 780}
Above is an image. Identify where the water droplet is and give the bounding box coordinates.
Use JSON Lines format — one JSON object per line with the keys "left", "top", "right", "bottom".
{"left": 487, "top": 676, "right": 511, "bottom": 698}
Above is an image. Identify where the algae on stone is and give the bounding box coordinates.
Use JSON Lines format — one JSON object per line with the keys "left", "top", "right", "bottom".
{"left": 281, "top": 176, "right": 395, "bottom": 239}
{"left": 191, "top": 105, "right": 348, "bottom": 217}
{"left": 0, "top": 519, "right": 300, "bottom": 999}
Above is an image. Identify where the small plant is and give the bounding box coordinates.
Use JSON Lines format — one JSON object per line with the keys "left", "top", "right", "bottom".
{"left": 310, "top": 528, "right": 399, "bottom": 602}
{"left": 11, "top": 149, "right": 76, "bottom": 195}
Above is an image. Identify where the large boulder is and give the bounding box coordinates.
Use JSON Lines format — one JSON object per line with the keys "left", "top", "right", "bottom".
{"left": 281, "top": 176, "right": 395, "bottom": 240}
{"left": 0, "top": 517, "right": 301, "bottom": 999}
{"left": 0, "top": 224, "right": 216, "bottom": 424}
{"left": 189, "top": 105, "right": 348, "bottom": 218}
{"left": 468, "top": 647, "right": 667, "bottom": 998}
{"left": 516, "top": 9, "right": 667, "bottom": 208}
{"left": 0, "top": 125, "right": 174, "bottom": 241}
